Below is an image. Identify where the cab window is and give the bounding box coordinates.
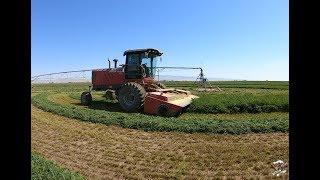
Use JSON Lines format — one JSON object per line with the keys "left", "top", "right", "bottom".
{"left": 126, "top": 54, "right": 140, "bottom": 65}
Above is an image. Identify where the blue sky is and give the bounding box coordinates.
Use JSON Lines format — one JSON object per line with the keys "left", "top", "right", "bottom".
{"left": 32, "top": 0, "right": 288, "bottom": 80}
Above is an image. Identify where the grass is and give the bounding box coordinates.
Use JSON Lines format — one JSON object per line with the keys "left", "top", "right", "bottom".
{"left": 210, "top": 88, "right": 288, "bottom": 94}
{"left": 32, "top": 106, "right": 289, "bottom": 179}
{"left": 162, "top": 80, "right": 289, "bottom": 90}
{"left": 32, "top": 82, "right": 91, "bottom": 93}
{"left": 31, "top": 92, "right": 289, "bottom": 134}
{"left": 61, "top": 83, "right": 289, "bottom": 115}
{"left": 31, "top": 81, "right": 289, "bottom": 93}
{"left": 68, "top": 92, "right": 289, "bottom": 121}
{"left": 189, "top": 93, "right": 288, "bottom": 114}
{"left": 32, "top": 152, "right": 84, "bottom": 180}
{"left": 68, "top": 91, "right": 289, "bottom": 114}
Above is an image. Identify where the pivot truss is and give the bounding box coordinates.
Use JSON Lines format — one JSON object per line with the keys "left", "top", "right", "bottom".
{"left": 155, "top": 67, "right": 222, "bottom": 92}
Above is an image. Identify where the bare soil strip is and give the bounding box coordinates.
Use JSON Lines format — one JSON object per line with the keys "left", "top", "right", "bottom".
{"left": 32, "top": 105, "right": 288, "bottom": 179}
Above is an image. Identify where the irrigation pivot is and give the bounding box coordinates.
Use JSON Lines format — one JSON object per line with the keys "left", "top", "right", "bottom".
{"left": 155, "top": 66, "right": 222, "bottom": 92}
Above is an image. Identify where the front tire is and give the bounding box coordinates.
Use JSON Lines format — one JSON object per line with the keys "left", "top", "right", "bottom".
{"left": 118, "top": 82, "right": 146, "bottom": 112}
{"left": 81, "top": 91, "right": 92, "bottom": 105}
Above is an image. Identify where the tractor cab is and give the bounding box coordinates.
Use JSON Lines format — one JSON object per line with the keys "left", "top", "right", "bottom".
{"left": 123, "top": 48, "right": 162, "bottom": 79}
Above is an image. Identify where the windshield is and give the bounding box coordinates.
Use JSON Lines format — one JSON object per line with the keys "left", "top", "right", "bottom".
{"left": 141, "top": 53, "right": 159, "bottom": 78}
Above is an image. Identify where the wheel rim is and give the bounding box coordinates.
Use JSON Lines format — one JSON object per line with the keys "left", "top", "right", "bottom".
{"left": 81, "top": 95, "right": 87, "bottom": 103}
{"left": 123, "top": 92, "right": 135, "bottom": 106}
{"left": 118, "top": 82, "right": 146, "bottom": 112}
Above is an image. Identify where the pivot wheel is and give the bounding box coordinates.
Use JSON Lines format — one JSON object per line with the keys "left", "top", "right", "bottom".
{"left": 81, "top": 91, "right": 92, "bottom": 105}
{"left": 118, "top": 82, "right": 146, "bottom": 112}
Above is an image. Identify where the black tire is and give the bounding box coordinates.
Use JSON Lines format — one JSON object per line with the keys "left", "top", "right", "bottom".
{"left": 81, "top": 91, "right": 92, "bottom": 105}
{"left": 182, "top": 104, "right": 190, "bottom": 113}
{"left": 174, "top": 111, "right": 182, "bottom": 117}
{"left": 156, "top": 82, "right": 167, "bottom": 89}
{"left": 157, "top": 104, "right": 170, "bottom": 117}
{"left": 118, "top": 82, "right": 146, "bottom": 112}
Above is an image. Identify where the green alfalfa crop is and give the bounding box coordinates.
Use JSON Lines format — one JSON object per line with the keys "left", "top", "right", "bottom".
{"left": 163, "top": 81, "right": 289, "bottom": 89}
{"left": 32, "top": 153, "right": 84, "bottom": 180}
{"left": 69, "top": 92, "right": 288, "bottom": 114}
{"left": 32, "top": 93, "right": 288, "bottom": 134}
{"left": 188, "top": 93, "right": 288, "bottom": 114}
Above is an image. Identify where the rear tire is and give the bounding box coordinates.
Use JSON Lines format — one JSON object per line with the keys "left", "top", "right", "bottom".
{"left": 81, "top": 91, "right": 92, "bottom": 105}
{"left": 118, "top": 82, "right": 146, "bottom": 112}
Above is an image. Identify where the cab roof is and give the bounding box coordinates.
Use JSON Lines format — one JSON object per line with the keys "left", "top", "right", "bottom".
{"left": 123, "top": 48, "right": 163, "bottom": 56}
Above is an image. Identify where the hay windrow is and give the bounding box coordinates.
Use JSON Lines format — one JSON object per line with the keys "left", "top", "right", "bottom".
{"left": 68, "top": 92, "right": 289, "bottom": 114}
{"left": 31, "top": 92, "right": 288, "bottom": 134}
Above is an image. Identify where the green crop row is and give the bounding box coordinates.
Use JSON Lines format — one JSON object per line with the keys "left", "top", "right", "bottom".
{"left": 31, "top": 81, "right": 289, "bottom": 93}
{"left": 162, "top": 80, "right": 289, "bottom": 86}
{"left": 32, "top": 153, "right": 84, "bottom": 180}
{"left": 32, "top": 82, "right": 91, "bottom": 93}
{"left": 189, "top": 93, "right": 289, "bottom": 114}
{"left": 162, "top": 81, "right": 289, "bottom": 89}
{"left": 164, "top": 84, "right": 288, "bottom": 90}
{"left": 69, "top": 91, "right": 288, "bottom": 114}
{"left": 32, "top": 93, "right": 288, "bottom": 134}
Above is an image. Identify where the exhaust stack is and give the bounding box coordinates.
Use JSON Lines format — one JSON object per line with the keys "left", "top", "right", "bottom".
{"left": 113, "top": 59, "right": 118, "bottom": 68}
